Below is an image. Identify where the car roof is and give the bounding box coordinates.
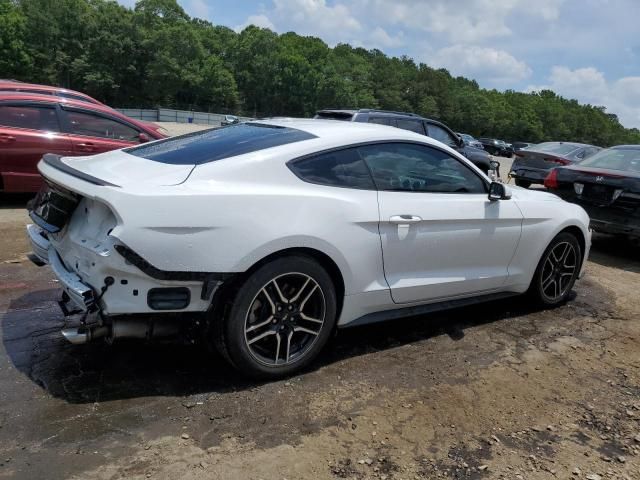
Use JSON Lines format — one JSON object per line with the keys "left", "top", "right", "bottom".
{"left": 0, "top": 81, "right": 100, "bottom": 100}
{"left": 536, "top": 141, "right": 595, "bottom": 148}
{"left": 316, "top": 108, "right": 441, "bottom": 122}
{"left": 0, "top": 91, "right": 156, "bottom": 134}
{"left": 253, "top": 118, "right": 448, "bottom": 147}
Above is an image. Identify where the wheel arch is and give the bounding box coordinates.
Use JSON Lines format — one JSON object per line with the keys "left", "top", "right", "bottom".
{"left": 558, "top": 224, "right": 587, "bottom": 269}
{"left": 214, "top": 246, "right": 346, "bottom": 322}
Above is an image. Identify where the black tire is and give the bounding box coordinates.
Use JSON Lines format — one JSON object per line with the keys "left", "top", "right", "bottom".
{"left": 528, "top": 232, "right": 582, "bottom": 307}
{"left": 215, "top": 255, "right": 337, "bottom": 379}
{"left": 515, "top": 179, "right": 531, "bottom": 189}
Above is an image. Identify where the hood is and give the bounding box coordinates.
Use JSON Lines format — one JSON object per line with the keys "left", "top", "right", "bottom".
{"left": 509, "top": 185, "right": 562, "bottom": 202}
{"left": 463, "top": 146, "right": 489, "bottom": 160}
{"left": 53, "top": 150, "right": 195, "bottom": 188}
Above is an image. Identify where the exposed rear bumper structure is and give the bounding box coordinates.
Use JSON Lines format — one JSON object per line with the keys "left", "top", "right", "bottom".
{"left": 28, "top": 224, "right": 96, "bottom": 311}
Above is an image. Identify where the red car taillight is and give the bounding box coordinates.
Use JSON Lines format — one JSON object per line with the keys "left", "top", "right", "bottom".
{"left": 544, "top": 169, "right": 559, "bottom": 189}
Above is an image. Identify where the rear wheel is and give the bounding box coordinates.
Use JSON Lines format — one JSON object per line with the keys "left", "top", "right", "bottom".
{"left": 529, "top": 232, "right": 582, "bottom": 307}
{"left": 215, "top": 255, "right": 337, "bottom": 378}
{"left": 515, "top": 179, "right": 531, "bottom": 188}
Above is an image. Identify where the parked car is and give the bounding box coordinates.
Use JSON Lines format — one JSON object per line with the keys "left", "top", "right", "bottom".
{"left": 221, "top": 114, "right": 240, "bottom": 126}
{"left": 0, "top": 81, "right": 168, "bottom": 138}
{"left": 27, "top": 119, "right": 590, "bottom": 378}
{"left": 479, "top": 138, "right": 510, "bottom": 157}
{"left": 0, "top": 92, "right": 167, "bottom": 192}
{"left": 544, "top": 145, "right": 640, "bottom": 239}
{"left": 457, "top": 133, "right": 484, "bottom": 150}
{"left": 499, "top": 140, "right": 514, "bottom": 157}
{"left": 0, "top": 80, "right": 105, "bottom": 105}
{"left": 512, "top": 142, "right": 535, "bottom": 152}
{"left": 315, "top": 109, "right": 494, "bottom": 174}
{"left": 510, "top": 141, "right": 601, "bottom": 188}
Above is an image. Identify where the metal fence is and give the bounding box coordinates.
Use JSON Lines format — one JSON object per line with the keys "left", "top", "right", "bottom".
{"left": 114, "top": 108, "right": 252, "bottom": 126}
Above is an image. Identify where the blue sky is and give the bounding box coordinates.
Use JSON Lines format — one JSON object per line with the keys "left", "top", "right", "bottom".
{"left": 117, "top": 0, "right": 640, "bottom": 128}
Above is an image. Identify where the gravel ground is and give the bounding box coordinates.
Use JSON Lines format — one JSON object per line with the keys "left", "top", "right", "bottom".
{"left": 0, "top": 183, "right": 638, "bottom": 480}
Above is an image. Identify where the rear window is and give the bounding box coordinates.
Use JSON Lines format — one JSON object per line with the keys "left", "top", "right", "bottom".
{"left": 579, "top": 147, "right": 640, "bottom": 173}
{"left": 126, "top": 123, "right": 317, "bottom": 165}
{"left": 314, "top": 111, "right": 355, "bottom": 121}
{"left": 533, "top": 142, "right": 581, "bottom": 155}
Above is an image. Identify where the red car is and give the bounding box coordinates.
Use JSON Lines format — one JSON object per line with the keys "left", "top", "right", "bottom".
{"left": 0, "top": 92, "right": 167, "bottom": 192}
{"left": 0, "top": 80, "right": 106, "bottom": 106}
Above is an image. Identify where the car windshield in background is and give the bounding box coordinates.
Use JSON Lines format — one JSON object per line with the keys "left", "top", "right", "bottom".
{"left": 126, "top": 123, "right": 317, "bottom": 165}
{"left": 578, "top": 147, "right": 640, "bottom": 173}
{"left": 532, "top": 142, "right": 580, "bottom": 155}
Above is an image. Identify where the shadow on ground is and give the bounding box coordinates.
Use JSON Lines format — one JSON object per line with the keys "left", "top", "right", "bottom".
{"left": 0, "top": 287, "right": 564, "bottom": 405}
{"left": 1, "top": 229, "right": 633, "bottom": 406}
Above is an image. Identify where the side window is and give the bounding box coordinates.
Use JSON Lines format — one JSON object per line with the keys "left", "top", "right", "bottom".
{"left": 288, "top": 147, "right": 375, "bottom": 190}
{"left": 368, "top": 117, "right": 395, "bottom": 126}
{"left": 63, "top": 109, "right": 139, "bottom": 141}
{"left": 396, "top": 119, "right": 425, "bottom": 135}
{"left": 359, "top": 143, "right": 486, "bottom": 194}
{"left": 427, "top": 124, "right": 458, "bottom": 148}
{"left": 0, "top": 104, "right": 60, "bottom": 132}
{"left": 584, "top": 147, "right": 599, "bottom": 158}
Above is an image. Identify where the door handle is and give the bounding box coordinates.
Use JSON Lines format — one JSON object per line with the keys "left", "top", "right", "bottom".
{"left": 0, "top": 134, "right": 16, "bottom": 143}
{"left": 77, "top": 142, "right": 95, "bottom": 152}
{"left": 389, "top": 215, "right": 422, "bottom": 224}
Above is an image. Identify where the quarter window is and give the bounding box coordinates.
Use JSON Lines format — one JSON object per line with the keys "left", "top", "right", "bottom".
{"left": 0, "top": 105, "right": 60, "bottom": 131}
{"left": 359, "top": 143, "right": 486, "bottom": 194}
{"left": 368, "top": 117, "right": 395, "bottom": 126}
{"left": 289, "top": 147, "right": 375, "bottom": 189}
{"left": 63, "top": 110, "right": 139, "bottom": 141}
{"left": 396, "top": 119, "right": 425, "bottom": 135}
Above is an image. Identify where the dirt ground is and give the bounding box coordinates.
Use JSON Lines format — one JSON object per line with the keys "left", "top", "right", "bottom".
{"left": 1, "top": 189, "right": 639, "bottom": 480}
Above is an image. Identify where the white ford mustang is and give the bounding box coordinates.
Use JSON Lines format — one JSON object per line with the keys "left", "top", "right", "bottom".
{"left": 27, "top": 119, "right": 591, "bottom": 378}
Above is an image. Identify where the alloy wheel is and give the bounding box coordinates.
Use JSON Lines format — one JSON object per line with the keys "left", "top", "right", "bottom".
{"left": 540, "top": 241, "right": 578, "bottom": 301}
{"left": 243, "top": 272, "right": 326, "bottom": 367}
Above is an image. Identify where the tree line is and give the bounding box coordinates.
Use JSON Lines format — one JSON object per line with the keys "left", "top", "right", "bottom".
{"left": 2, "top": 0, "right": 639, "bottom": 146}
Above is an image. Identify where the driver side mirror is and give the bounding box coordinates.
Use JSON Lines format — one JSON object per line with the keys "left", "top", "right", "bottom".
{"left": 488, "top": 181, "right": 512, "bottom": 201}
{"left": 138, "top": 132, "right": 150, "bottom": 143}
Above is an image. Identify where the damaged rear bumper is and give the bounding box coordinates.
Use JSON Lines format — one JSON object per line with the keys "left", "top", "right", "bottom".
{"left": 27, "top": 224, "right": 95, "bottom": 312}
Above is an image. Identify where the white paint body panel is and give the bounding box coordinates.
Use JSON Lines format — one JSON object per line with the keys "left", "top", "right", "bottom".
{"left": 34, "top": 119, "right": 591, "bottom": 323}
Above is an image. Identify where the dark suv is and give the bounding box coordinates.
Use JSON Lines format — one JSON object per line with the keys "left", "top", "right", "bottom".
{"left": 314, "top": 109, "right": 493, "bottom": 174}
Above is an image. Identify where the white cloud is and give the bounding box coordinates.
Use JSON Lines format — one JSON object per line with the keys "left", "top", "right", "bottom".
{"left": 352, "top": 0, "right": 566, "bottom": 43}
{"left": 527, "top": 66, "right": 640, "bottom": 128}
{"left": 431, "top": 45, "right": 532, "bottom": 85}
{"left": 368, "top": 27, "right": 405, "bottom": 48}
{"left": 234, "top": 14, "right": 276, "bottom": 32}
{"left": 186, "top": 0, "right": 210, "bottom": 19}
{"left": 273, "top": 0, "right": 362, "bottom": 39}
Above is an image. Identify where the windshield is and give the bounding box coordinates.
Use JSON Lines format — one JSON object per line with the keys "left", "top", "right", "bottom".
{"left": 532, "top": 142, "right": 581, "bottom": 155}
{"left": 126, "top": 123, "right": 317, "bottom": 165}
{"left": 578, "top": 147, "right": 640, "bottom": 173}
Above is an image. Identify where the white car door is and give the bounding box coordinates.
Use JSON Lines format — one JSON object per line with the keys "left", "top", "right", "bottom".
{"left": 359, "top": 142, "right": 523, "bottom": 304}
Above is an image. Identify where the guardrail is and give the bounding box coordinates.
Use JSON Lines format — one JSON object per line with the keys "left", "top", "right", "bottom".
{"left": 115, "top": 108, "right": 251, "bottom": 126}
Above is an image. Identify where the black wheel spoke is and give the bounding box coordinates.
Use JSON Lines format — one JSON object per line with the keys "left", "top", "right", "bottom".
{"left": 540, "top": 241, "right": 578, "bottom": 302}
{"left": 244, "top": 272, "right": 326, "bottom": 367}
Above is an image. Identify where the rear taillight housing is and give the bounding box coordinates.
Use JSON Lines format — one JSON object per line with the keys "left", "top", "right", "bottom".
{"left": 544, "top": 169, "right": 559, "bottom": 189}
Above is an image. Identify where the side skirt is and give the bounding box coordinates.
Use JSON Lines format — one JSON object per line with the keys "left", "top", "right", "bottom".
{"left": 340, "top": 291, "right": 520, "bottom": 329}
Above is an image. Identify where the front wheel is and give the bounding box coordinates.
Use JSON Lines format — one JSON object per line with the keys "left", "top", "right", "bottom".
{"left": 515, "top": 179, "right": 531, "bottom": 188}
{"left": 215, "top": 255, "right": 337, "bottom": 379}
{"left": 529, "top": 232, "right": 582, "bottom": 307}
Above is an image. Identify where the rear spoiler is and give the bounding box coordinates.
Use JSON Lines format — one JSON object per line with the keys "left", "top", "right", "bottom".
{"left": 41, "top": 153, "right": 120, "bottom": 187}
